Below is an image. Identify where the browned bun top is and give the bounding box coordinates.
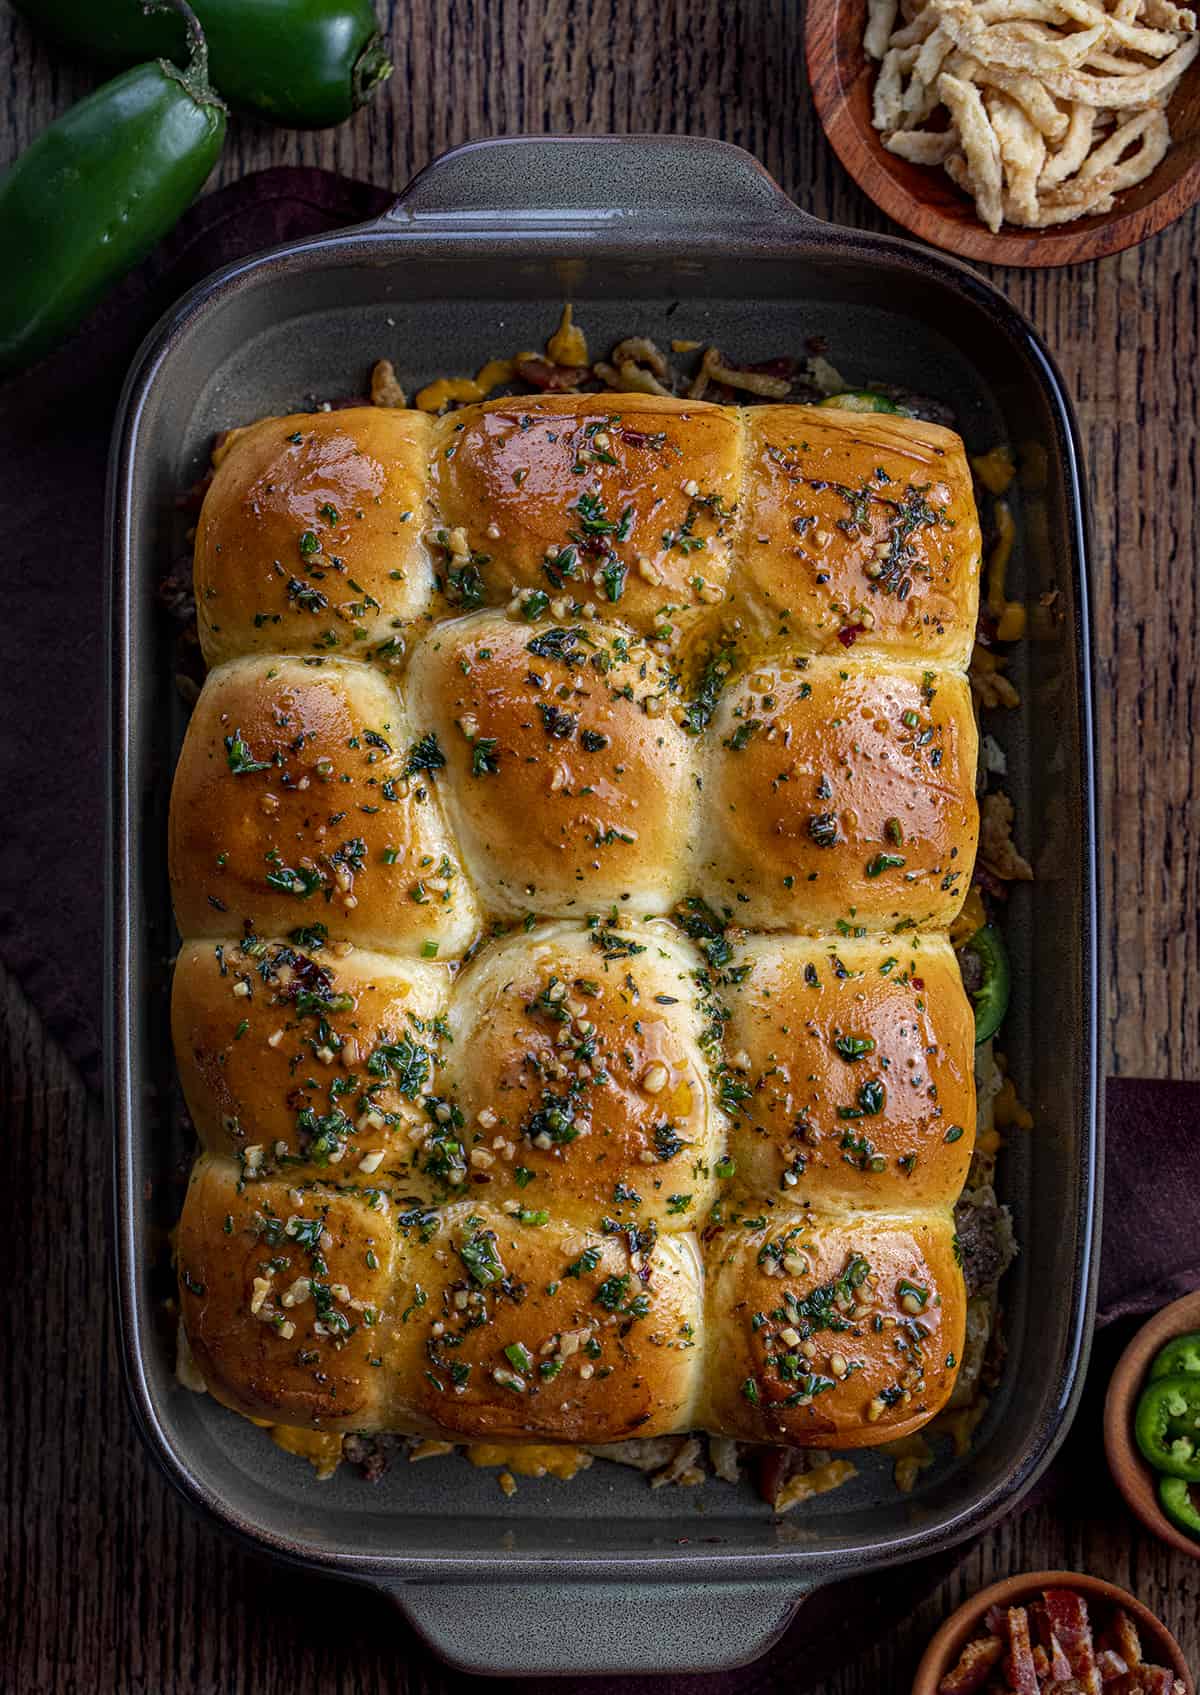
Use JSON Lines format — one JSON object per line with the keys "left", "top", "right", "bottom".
{"left": 701, "top": 1208, "right": 965, "bottom": 1448}
{"left": 177, "top": 1156, "right": 398, "bottom": 1429}
{"left": 729, "top": 406, "right": 981, "bottom": 665}
{"left": 431, "top": 395, "right": 742, "bottom": 632}
{"left": 194, "top": 409, "right": 435, "bottom": 667}
{"left": 386, "top": 1202, "right": 703, "bottom": 1442}
{"left": 698, "top": 658, "right": 978, "bottom": 932}
{"left": 722, "top": 934, "right": 976, "bottom": 1213}
{"left": 439, "top": 920, "right": 720, "bottom": 1230}
{"left": 168, "top": 655, "right": 481, "bottom": 956}
{"left": 405, "top": 610, "right": 695, "bottom": 917}
{"left": 171, "top": 937, "right": 450, "bottom": 1184}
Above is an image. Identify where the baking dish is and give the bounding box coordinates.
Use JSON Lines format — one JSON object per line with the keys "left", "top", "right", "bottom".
{"left": 106, "top": 134, "right": 1102, "bottom": 1677}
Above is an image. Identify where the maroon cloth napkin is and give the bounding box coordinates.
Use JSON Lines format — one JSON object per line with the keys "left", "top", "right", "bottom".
{"left": 0, "top": 167, "right": 392, "bottom": 1094}
{"left": 0, "top": 167, "right": 1194, "bottom": 1690}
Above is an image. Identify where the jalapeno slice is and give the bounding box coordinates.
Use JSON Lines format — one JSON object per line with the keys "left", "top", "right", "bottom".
{"left": 1149, "top": 1329, "right": 1200, "bottom": 1382}
{"left": 1135, "top": 1373, "right": 1200, "bottom": 1481}
{"left": 1159, "top": 1475, "right": 1200, "bottom": 1539}
{"left": 958, "top": 924, "right": 1011, "bottom": 1045}
{"left": 817, "top": 390, "right": 905, "bottom": 414}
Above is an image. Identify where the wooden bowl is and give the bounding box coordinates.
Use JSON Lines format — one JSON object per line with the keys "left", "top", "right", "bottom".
{"left": 1105, "top": 1289, "right": 1200, "bottom": 1563}
{"left": 806, "top": 0, "right": 1200, "bottom": 266}
{"left": 911, "top": 1569, "right": 1196, "bottom": 1693}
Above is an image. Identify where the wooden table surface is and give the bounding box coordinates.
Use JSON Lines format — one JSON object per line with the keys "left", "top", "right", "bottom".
{"left": 2, "top": 2, "right": 1198, "bottom": 1689}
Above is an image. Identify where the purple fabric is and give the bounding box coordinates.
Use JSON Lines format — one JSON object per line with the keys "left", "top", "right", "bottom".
{"left": 0, "top": 168, "right": 391, "bottom": 1092}
{"left": 0, "top": 166, "right": 1194, "bottom": 1689}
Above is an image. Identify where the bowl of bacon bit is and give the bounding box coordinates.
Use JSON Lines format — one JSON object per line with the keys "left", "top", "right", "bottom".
{"left": 912, "top": 1571, "right": 1194, "bottom": 1694}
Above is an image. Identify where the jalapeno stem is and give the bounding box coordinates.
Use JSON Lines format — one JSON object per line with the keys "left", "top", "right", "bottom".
{"left": 143, "top": 0, "right": 225, "bottom": 109}
{"left": 352, "top": 34, "right": 394, "bottom": 107}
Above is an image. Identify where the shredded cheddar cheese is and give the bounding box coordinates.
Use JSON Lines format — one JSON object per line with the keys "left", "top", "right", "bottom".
{"left": 949, "top": 884, "right": 987, "bottom": 946}
{"left": 774, "top": 1458, "right": 858, "bottom": 1512}
{"left": 936, "top": 1395, "right": 990, "bottom": 1458}
{"left": 994, "top": 1075, "right": 1034, "bottom": 1132}
{"left": 971, "top": 445, "right": 1016, "bottom": 496}
{"left": 268, "top": 1424, "right": 344, "bottom": 1479}
{"left": 466, "top": 1442, "right": 593, "bottom": 1480}
{"left": 415, "top": 358, "right": 523, "bottom": 414}
{"left": 987, "top": 499, "right": 1027, "bottom": 641}
{"left": 547, "top": 304, "right": 588, "bottom": 367}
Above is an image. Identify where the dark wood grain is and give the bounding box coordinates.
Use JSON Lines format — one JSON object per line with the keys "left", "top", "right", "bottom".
{"left": 806, "top": 0, "right": 1200, "bottom": 265}
{"left": 1, "top": 0, "right": 1199, "bottom": 1689}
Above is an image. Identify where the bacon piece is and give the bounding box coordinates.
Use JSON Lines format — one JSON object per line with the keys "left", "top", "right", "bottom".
{"left": 1031, "top": 1601, "right": 1076, "bottom": 1682}
{"left": 513, "top": 355, "right": 589, "bottom": 391}
{"left": 1004, "top": 1606, "right": 1041, "bottom": 1695}
{"left": 1044, "top": 1588, "right": 1101, "bottom": 1693}
{"left": 1045, "top": 1635, "right": 1076, "bottom": 1681}
{"left": 1103, "top": 1672, "right": 1178, "bottom": 1695}
{"left": 984, "top": 1605, "right": 1008, "bottom": 1635}
{"left": 1097, "top": 1650, "right": 1129, "bottom": 1680}
{"left": 972, "top": 862, "right": 1012, "bottom": 902}
{"left": 1101, "top": 1611, "right": 1143, "bottom": 1670}
{"left": 936, "top": 1633, "right": 1004, "bottom": 1694}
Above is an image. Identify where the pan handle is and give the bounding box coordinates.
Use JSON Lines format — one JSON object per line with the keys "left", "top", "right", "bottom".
{"left": 380, "top": 134, "right": 823, "bottom": 239}
{"left": 386, "top": 1574, "right": 814, "bottom": 1676}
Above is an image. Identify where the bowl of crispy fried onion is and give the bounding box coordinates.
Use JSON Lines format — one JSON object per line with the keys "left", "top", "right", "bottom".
{"left": 807, "top": 0, "right": 1200, "bottom": 265}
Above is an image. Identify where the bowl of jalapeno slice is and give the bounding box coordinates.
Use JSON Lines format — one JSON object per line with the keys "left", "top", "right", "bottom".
{"left": 1105, "top": 1290, "right": 1200, "bottom": 1560}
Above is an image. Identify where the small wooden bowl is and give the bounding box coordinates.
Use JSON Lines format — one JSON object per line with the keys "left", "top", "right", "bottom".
{"left": 911, "top": 1569, "right": 1196, "bottom": 1693}
{"left": 1104, "top": 1289, "right": 1200, "bottom": 1563}
{"left": 806, "top": 0, "right": 1200, "bottom": 266}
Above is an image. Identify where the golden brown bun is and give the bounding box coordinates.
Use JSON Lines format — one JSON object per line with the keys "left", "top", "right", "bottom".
{"left": 438, "top": 920, "right": 720, "bottom": 1229}
{"left": 698, "top": 658, "right": 978, "bottom": 932}
{"left": 385, "top": 1202, "right": 703, "bottom": 1442}
{"left": 405, "top": 610, "right": 694, "bottom": 917}
{"left": 177, "top": 1155, "right": 398, "bottom": 1429}
{"left": 194, "top": 409, "right": 434, "bottom": 667}
{"left": 431, "top": 395, "right": 741, "bottom": 632}
{"left": 729, "top": 406, "right": 981, "bottom": 665}
{"left": 178, "top": 1162, "right": 703, "bottom": 1440}
{"left": 701, "top": 1208, "right": 965, "bottom": 1447}
{"left": 168, "top": 655, "right": 481, "bottom": 956}
{"left": 722, "top": 934, "right": 975, "bottom": 1211}
{"left": 171, "top": 937, "right": 449, "bottom": 1184}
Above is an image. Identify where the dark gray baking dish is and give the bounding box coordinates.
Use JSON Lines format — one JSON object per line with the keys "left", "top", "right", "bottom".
{"left": 106, "top": 134, "right": 1102, "bottom": 1678}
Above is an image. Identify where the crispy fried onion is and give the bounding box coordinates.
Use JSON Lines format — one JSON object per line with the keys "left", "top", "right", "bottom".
{"left": 594, "top": 335, "right": 676, "bottom": 396}
{"left": 867, "top": 0, "right": 1196, "bottom": 233}
{"left": 687, "top": 346, "right": 793, "bottom": 400}
{"left": 369, "top": 358, "right": 407, "bottom": 408}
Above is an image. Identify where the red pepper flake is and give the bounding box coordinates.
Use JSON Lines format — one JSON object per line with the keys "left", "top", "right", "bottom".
{"left": 837, "top": 622, "right": 866, "bottom": 649}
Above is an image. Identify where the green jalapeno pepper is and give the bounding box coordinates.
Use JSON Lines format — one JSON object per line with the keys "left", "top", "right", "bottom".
{"left": 1159, "top": 1475, "right": 1200, "bottom": 1539}
{"left": 1135, "top": 1374, "right": 1200, "bottom": 1481}
{"left": 14, "top": 0, "right": 391, "bottom": 129}
{"left": 1149, "top": 1329, "right": 1200, "bottom": 1382}
{"left": 817, "top": 390, "right": 905, "bottom": 414}
{"left": 958, "top": 924, "right": 1011, "bottom": 1045}
{"left": 0, "top": 2, "right": 226, "bottom": 374}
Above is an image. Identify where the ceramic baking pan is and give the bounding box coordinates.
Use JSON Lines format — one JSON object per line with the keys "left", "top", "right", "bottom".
{"left": 107, "top": 135, "right": 1102, "bottom": 1677}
